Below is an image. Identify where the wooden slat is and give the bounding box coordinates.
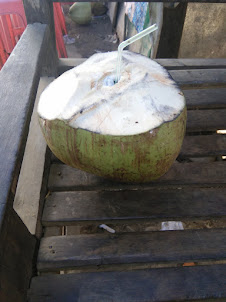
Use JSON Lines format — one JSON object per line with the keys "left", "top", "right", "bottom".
{"left": 156, "top": 58, "right": 226, "bottom": 70}
{"left": 184, "top": 88, "right": 226, "bottom": 109}
{"left": 158, "top": 161, "right": 226, "bottom": 185}
{"left": 186, "top": 109, "right": 226, "bottom": 132}
{"left": 42, "top": 188, "right": 226, "bottom": 225}
{"left": 28, "top": 264, "right": 226, "bottom": 302}
{"left": 48, "top": 161, "right": 226, "bottom": 191}
{"left": 14, "top": 77, "right": 54, "bottom": 236}
{"left": 169, "top": 69, "right": 226, "bottom": 88}
{"left": 180, "top": 134, "right": 226, "bottom": 158}
{"left": 37, "top": 229, "right": 226, "bottom": 271}
{"left": 0, "top": 24, "right": 49, "bottom": 231}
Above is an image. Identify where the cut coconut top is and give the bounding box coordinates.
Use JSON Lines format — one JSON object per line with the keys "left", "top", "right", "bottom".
{"left": 38, "top": 51, "right": 185, "bottom": 136}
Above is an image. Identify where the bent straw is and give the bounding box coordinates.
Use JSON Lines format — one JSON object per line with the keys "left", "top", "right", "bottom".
{"left": 116, "top": 24, "right": 158, "bottom": 83}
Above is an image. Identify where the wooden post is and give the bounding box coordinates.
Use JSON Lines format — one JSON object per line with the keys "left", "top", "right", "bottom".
{"left": 156, "top": 3, "right": 188, "bottom": 58}
{"left": 22, "top": 0, "right": 58, "bottom": 75}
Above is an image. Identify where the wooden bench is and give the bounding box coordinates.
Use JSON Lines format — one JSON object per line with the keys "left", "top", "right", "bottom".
{"left": 0, "top": 1, "right": 226, "bottom": 301}
{"left": 29, "top": 57, "right": 226, "bottom": 301}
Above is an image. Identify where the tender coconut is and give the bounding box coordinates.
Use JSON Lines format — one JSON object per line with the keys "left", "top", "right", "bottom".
{"left": 38, "top": 51, "right": 185, "bottom": 136}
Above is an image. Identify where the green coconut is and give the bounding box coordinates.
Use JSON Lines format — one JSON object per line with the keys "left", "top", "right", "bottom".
{"left": 38, "top": 51, "right": 186, "bottom": 183}
{"left": 69, "top": 2, "right": 92, "bottom": 25}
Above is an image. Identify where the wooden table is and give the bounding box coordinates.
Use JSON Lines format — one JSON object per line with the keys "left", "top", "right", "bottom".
{"left": 27, "top": 58, "right": 226, "bottom": 301}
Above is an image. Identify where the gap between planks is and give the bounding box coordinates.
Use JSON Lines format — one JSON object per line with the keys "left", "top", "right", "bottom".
{"left": 43, "top": 218, "right": 226, "bottom": 239}
{"left": 38, "top": 259, "right": 226, "bottom": 277}
{"left": 39, "top": 261, "right": 226, "bottom": 281}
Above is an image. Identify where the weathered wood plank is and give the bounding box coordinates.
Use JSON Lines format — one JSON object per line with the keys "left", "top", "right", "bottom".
{"left": 158, "top": 161, "right": 226, "bottom": 185}
{"left": 0, "top": 24, "right": 49, "bottom": 231}
{"left": 183, "top": 88, "right": 226, "bottom": 109}
{"left": 13, "top": 77, "right": 54, "bottom": 236}
{"left": 38, "top": 229, "right": 226, "bottom": 270}
{"left": 180, "top": 134, "right": 226, "bottom": 158}
{"left": 28, "top": 264, "right": 226, "bottom": 302}
{"left": 48, "top": 161, "right": 226, "bottom": 191}
{"left": 42, "top": 188, "right": 226, "bottom": 225}
{"left": 28, "top": 272, "right": 226, "bottom": 302}
{"left": 170, "top": 69, "right": 226, "bottom": 88}
{"left": 186, "top": 109, "right": 226, "bottom": 132}
{"left": 156, "top": 58, "right": 226, "bottom": 70}
{"left": 37, "top": 229, "right": 226, "bottom": 271}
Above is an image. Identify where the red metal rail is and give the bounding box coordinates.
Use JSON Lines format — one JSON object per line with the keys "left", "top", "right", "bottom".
{"left": 0, "top": 0, "right": 68, "bottom": 69}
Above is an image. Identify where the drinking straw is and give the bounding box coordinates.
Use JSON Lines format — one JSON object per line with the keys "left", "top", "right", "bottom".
{"left": 116, "top": 23, "right": 158, "bottom": 83}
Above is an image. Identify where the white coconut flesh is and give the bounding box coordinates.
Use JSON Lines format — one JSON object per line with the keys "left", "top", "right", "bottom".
{"left": 38, "top": 51, "right": 185, "bottom": 136}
